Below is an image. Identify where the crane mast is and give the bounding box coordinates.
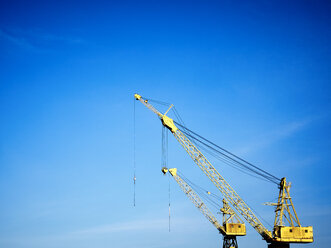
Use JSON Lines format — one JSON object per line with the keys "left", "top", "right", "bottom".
{"left": 134, "top": 93, "right": 313, "bottom": 248}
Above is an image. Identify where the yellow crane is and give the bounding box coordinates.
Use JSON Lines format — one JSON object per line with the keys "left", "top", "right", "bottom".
{"left": 134, "top": 93, "right": 313, "bottom": 248}
{"left": 162, "top": 167, "right": 246, "bottom": 248}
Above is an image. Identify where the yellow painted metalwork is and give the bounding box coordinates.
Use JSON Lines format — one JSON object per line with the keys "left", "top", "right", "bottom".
{"left": 134, "top": 93, "right": 177, "bottom": 132}
{"left": 173, "top": 128, "right": 273, "bottom": 240}
{"left": 225, "top": 223, "right": 246, "bottom": 236}
{"left": 166, "top": 167, "right": 246, "bottom": 237}
{"left": 221, "top": 199, "right": 246, "bottom": 236}
{"left": 135, "top": 93, "right": 313, "bottom": 247}
{"left": 168, "top": 168, "right": 177, "bottom": 176}
{"left": 265, "top": 177, "right": 313, "bottom": 243}
{"left": 134, "top": 93, "right": 141, "bottom": 100}
{"left": 161, "top": 167, "right": 168, "bottom": 174}
{"left": 274, "top": 178, "right": 301, "bottom": 227}
{"left": 164, "top": 104, "right": 174, "bottom": 116}
{"left": 134, "top": 93, "right": 163, "bottom": 118}
{"left": 165, "top": 167, "right": 224, "bottom": 234}
{"left": 273, "top": 226, "right": 313, "bottom": 243}
{"left": 161, "top": 115, "right": 178, "bottom": 133}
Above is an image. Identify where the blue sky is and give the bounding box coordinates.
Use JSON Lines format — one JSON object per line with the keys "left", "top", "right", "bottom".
{"left": 0, "top": 1, "right": 330, "bottom": 247}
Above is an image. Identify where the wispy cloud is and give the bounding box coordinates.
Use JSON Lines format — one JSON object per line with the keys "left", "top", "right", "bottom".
{"left": 0, "top": 28, "right": 38, "bottom": 50}
{"left": 72, "top": 217, "right": 200, "bottom": 236}
{"left": 72, "top": 218, "right": 169, "bottom": 235}
{"left": 236, "top": 117, "right": 314, "bottom": 156}
{"left": 299, "top": 204, "right": 331, "bottom": 218}
{"left": 0, "top": 217, "right": 200, "bottom": 248}
{"left": 0, "top": 27, "right": 84, "bottom": 52}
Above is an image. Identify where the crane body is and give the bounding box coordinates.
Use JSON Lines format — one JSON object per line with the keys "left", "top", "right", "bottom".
{"left": 163, "top": 167, "right": 245, "bottom": 248}
{"left": 134, "top": 93, "right": 313, "bottom": 248}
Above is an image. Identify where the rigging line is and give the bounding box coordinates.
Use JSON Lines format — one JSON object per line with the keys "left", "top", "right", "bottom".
{"left": 266, "top": 197, "right": 279, "bottom": 203}
{"left": 182, "top": 177, "right": 226, "bottom": 201}
{"left": 172, "top": 109, "right": 182, "bottom": 125}
{"left": 198, "top": 193, "right": 222, "bottom": 210}
{"left": 172, "top": 107, "right": 200, "bottom": 149}
{"left": 198, "top": 143, "right": 273, "bottom": 183}
{"left": 184, "top": 180, "right": 222, "bottom": 209}
{"left": 182, "top": 129, "right": 278, "bottom": 183}
{"left": 185, "top": 182, "right": 221, "bottom": 210}
{"left": 182, "top": 128, "right": 279, "bottom": 184}
{"left": 187, "top": 133, "right": 278, "bottom": 185}
{"left": 183, "top": 173, "right": 270, "bottom": 228}
{"left": 178, "top": 172, "right": 222, "bottom": 209}
{"left": 196, "top": 141, "right": 267, "bottom": 177}
{"left": 179, "top": 171, "right": 216, "bottom": 196}
{"left": 172, "top": 108, "right": 249, "bottom": 184}
{"left": 180, "top": 128, "right": 275, "bottom": 181}
{"left": 179, "top": 171, "right": 272, "bottom": 228}
{"left": 246, "top": 201, "right": 273, "bottom": 229}
{"left": 200, "top": 193, "right": 222, "bottom": 210}
{"left": 172, "top": 107, "right": 186, "bottom": 127}
{"left": 175, "top": 121, "right": 281, "bottom": 182}
{"left": 178, "top": 147, "right": 273, "bottom": 227}
{"left": 181, "top": 130, "right": 279, "bottom": 184}
{"left": 144, "top": 97, "right": 170, "bottom": 106}
{"left": 181, "top": 125, "right": 280, "bottom": 183}
{"left": 196, "top": 142, "right": 274, "bottom": 184}
{"left": 133, "top": 96, "right": 136, "bottom": 207}
{"left": 208, "top": 193, "right": 225, "bottom": 203}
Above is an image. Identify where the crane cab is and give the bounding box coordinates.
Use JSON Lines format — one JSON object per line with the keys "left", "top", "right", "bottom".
{"left": 224, "top": 223, "right": 246, "bottom": 236}
{"left": 273, "top": 226, "right": 313, "bottom": 243}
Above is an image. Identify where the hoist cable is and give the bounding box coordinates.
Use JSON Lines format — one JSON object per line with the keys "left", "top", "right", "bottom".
{"left": 133, "top": 96, "right": 137, "bottom": 207}
{"left": 162, "top": 126, "right": 165, "bottom": 169}
{"left": 161, "top": 122, "right": 170, "bottom": 231}
{"left": 168, "top": 172, "right": 171, "bottom": 232}
{"left": 161, "top": 126, "right": 169, "bottom": 169}
{"left": 166, "top": 128, "right": 168, "bottom": 167}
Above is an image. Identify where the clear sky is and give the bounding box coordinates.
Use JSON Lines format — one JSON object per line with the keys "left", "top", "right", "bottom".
{"left": 0, "top": 1, "right": 330, "bottom": 248}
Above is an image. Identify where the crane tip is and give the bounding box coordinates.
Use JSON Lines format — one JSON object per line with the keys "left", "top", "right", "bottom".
{"left": 134, "top": 94, "right": 141, "bottom": 100}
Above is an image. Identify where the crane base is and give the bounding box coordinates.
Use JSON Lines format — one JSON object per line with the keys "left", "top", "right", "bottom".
{"left": 223, "top": 236, "right": 237, "bottom": 248}
{"left": 268, "top": 243, "right": 289, "bottom": 248}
